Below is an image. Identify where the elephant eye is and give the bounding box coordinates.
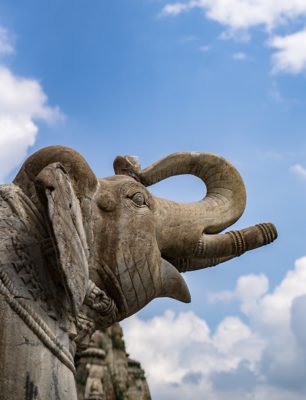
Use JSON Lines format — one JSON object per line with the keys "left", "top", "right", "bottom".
{"left": 130, "top": 192, "right": 147, "bottom": 207}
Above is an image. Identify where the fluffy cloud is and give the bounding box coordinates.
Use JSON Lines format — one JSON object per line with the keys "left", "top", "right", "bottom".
{"left": 160, "top": 0, "right": 306, "bottom": 74}
{"left": 123, "top": 256, "right": 306, "bottom": 399}
{"left": 161, "top": 0, "right": 306, "bottom": 30}
{"left": 269, "top": 28, "right": 306, "bottom": 74}
{"left": 0, "top": 28, "right": 62, "bottom": 182}
{"left": 209, "top": 273, "right": 269, "bottom": 314}
{"left": 162, "top": 3, "right": 191, "bottom": 16}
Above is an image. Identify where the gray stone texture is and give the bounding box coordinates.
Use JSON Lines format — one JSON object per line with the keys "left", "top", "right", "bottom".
{"left": 76, "top": 324, "right": 151, "bottom": 400}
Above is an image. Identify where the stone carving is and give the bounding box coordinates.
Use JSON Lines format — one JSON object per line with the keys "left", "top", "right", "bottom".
{"left": 76, "top": 324, "right": 151, "bottom": 400}
{"left": 0, "top": 146, "right": 277, "bottom": 399}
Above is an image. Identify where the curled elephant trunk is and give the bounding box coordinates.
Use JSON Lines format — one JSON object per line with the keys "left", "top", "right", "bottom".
{"left": 168, "top": 223, "right": 278, "bottom": 272}
{"left": 114, "top": 152, "right": 246, "bottom": 257}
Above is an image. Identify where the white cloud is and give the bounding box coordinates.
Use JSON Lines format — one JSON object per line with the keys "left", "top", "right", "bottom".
{"left": 123, "top": 257, "right": 306, "bottom": 399}
{"left": 160, "top": 1, "right": 306, "bottom": 74}
{"left": 290, "top": 164, "right": 306, "bottom": 179}
{"left": 269, "top": 28, "right": 306, "bottom": 74}
{"left": 161, "top": 1, "right": 306, "bottom": 30}
{"left": 160, "top": 3, "right": 191, "bottom": 16}
{"left": 232, "top": 51, "right": 248, "bottom": 60}
{"left": 209, "top": 273, "right": 269, "bottom": 313}
{"left": 0, "top": 27, "right": 62, "bottom": 182}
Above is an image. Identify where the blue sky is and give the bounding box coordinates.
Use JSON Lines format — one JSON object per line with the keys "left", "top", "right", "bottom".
{"left": 1, "top": 1, "right": 306, "bottom": 398}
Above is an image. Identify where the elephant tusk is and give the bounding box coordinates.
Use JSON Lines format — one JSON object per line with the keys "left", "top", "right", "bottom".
{"left": 159, "top": 258, "right": 191, "bottom": 303}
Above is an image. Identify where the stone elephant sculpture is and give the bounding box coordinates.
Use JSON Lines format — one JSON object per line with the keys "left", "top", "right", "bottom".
{"left": 0, "top": 146, "right": 277, "bottom": 399}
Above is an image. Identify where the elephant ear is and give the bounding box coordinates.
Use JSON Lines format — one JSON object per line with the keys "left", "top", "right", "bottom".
{"left": 35, "top": 162, "right": 89, "bottom": 317}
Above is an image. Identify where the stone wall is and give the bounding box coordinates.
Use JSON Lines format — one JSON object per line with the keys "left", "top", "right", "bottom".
{"left": 76, "top": 324, "right": 151, "bottom": 400}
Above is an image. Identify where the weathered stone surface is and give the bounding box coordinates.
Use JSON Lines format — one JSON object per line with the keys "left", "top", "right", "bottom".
{"left": 0, "top": 146, "right": 277, "bottom": 399}
{"left": 76, "top": 324, "right": 151, "bottom": 400}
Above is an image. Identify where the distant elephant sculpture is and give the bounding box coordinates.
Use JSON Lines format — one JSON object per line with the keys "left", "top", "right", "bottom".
{"left": 0, "top": 146, "right": 277, "bottom": 399}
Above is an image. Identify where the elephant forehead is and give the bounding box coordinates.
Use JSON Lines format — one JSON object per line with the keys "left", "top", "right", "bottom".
{"left": 101, "top": 175, "right": 136, "bottom": 184}
{"left": 97, "top": 177, "right": 152, "bottom": 200}
{"left": 98, "top": 176, "right": 137, "bottom": 193}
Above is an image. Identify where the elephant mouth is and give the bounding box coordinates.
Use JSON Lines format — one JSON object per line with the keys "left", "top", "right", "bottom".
{"left": 96, "top": 259, "right": 129, "bottom": 319}
{"left": 99, "top": 256, "right": 191, "bottom": 321}
{"left": 107, "top": 258, "right": 191, "bottom": 319}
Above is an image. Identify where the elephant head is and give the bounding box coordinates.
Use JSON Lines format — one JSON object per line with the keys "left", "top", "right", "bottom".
{"left": 13, "top": 146, "right": 277, "bottom": 328}
{"left": 0, "top": 146, "right": 277, "bottom": 399}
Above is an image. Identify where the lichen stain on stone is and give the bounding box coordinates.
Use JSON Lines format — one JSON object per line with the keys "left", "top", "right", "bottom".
{"left": 24, "top": 372, "right": 38, "bottom": 400}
